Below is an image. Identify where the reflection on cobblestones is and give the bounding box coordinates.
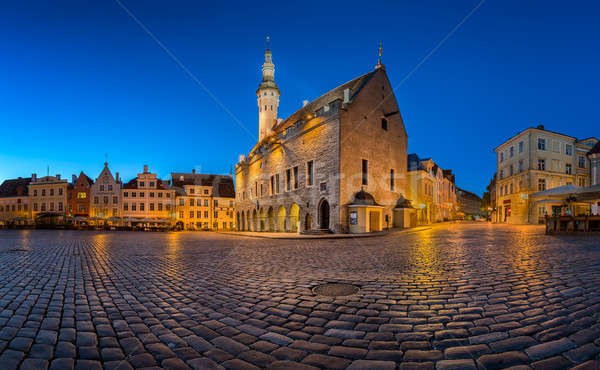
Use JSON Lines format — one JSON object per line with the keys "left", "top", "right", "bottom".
{"left": 0, "top": 224, "right": 599, "bottom": 369}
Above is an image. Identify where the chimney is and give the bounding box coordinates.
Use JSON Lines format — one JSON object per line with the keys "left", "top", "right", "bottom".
{"left": 302, "top": 100, "right": 309, "bottom": 107}
{"left": 31, "top": 173, "right": 37, "bottom": 182}
{"left": 56, "top": 174, "right": 61, "bottom": 180}
{"left": 72, "top": 174, "right": 77, "bottom": 183}
{"left": 143, "top": 164, "right": 148, "bottom": 173}
{"left": 343, "top": 88, "right": 351, "bottom": 104}
{"left": 115, "top": 172, "right": 119, "bottom": 182}
{"left": 537, "top": 124, "right": 545, "bottom": 130}
{"left": 192, "top": 169, "right": 196, "bottom": 174}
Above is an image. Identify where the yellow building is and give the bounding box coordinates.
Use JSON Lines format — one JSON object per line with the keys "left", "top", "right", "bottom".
{"left": 495, "top": 125, "right": 598, "bottom": 224}
{"left": 121, "top": 165, "right": 176, "bottom": 227}
{"left": 407, "top": 154, "right": 459, "bottom": 225}
{"left": 29, "top": 174, "right": 69, "bottom": 221}
{"left": 0, "top": 177, "right": 31, "bottom": 226}
{"left": 171, "top": 171, "right": 235, "bottom": 231}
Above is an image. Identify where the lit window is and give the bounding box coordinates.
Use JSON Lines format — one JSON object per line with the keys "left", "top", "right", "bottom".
{"left": 77, "top": 192, "right": 86, "bottom": 199}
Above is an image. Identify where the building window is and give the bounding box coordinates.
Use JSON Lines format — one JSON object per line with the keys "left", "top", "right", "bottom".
{"left": 100, "top": 185, "right": 104, "bottom": 191}
{"left": 260, "top": 183, "right": 264, "bottom": 197}
{"left": 179, "top": 211, "right": 184, "bottom": 218}
{"left": 362, "top": 159, "right": 368, "bottom": 186}
{"left": 381, "top": 118, "right": 388, "bottom": 131}
{"left": 286, "top": 169, "right": 291, "bottom": 191}
{"left": 139, "top": 203, "right": 144, "bottom": 211}
{"left": 103, "top": 196, "right": 108, "bottom": 204}
{"left": 204, "top": 211, "right": 208, "bottom": 218}
{"left": 293, "top": 166, "right": 299, "bottom": 190}
{"left": 270, "top": 175, "right": 274, "bottom": 195}
{"left": 139, "top": 192, "right": 144, "bottom": 198}
{"left": 158, "top": 203, "right": 163, "bottom": 211}
{"left": 131, "top": 192, "right": 136, "bottom": 197}
{"left": 566, "top": 144, "right": 573, "bottom": 155}
{"left": 320, "top": 182, "right": 327, "bottom": 192}
{"left": 50, "top": 189, "right": 54, "bottom": 196}
{"left": 150, "top": 192, "right": 155, "bottom": 198}
{"left": 518, "top": 160, "right": 523, "bottom": 173}
{"left": 538, "top": 178, "right": 546, "bottom": 191}
{"left": 139, "top": 181, "right": 145, "bottom": 187}
{"left": 124, "top": 192, "right": 128, "bottom": 197}
{"left": 94, "top": 197, "right": 99, "bottom": 204}
{"left": 108, "top": 185, "right": 113, "bottom": 191}
{"left": 131, "top": 203, "right": 136, "bottom": 211}
{"left": 214, "top": 211, "right": 218, "bottom": 218}
{"left": 579, "top": 156, "right": 586, "bottom": 168}
{"left": 578, "top": 177, "right": 585, "bottom": 187}
{"left": 189, "top": 199, "right": 194, "bottom": 206}
{"left": 34, "top": 190, "right": 38, "bottom": 196}
{"left": 124, "top": 203, "right": 128, "bottom": 211}
{"left": 275, "top": 174, "right": 280, "bottom": 193}
{"left": 158, "top": 192, "right": 163, "bottom": 198}
{"left": 390, "top": 169, "right": 395, "bottom": 191}
{"left": 189, "top": 211, "right": 194, "bottom": 218}
{"left": 500, "top": 152, "right": 504, "bottom": 162}
{"left": 197, "top": 211, "right": 201, "bottom": 218}
{"left": 113, "top": 196, "right": 118, "bottom": 204}
{"left": 189, "top": 188, "right": 194, "bottom": 194}
{"left": 58, "top": 202, "right": 63, "bottom": 211}
{"left": 518, "top": 141, "right": 524, "bottom": 153}
{"left": 306, "top": 160, "right": 314, "bottom": 186}
{"left": 509, "top": 146, "right": 514, "bottom": 158}
{"left": 537, "top": 159, "right": 545, "bottom": 171}
{"left": 538, "top": 138, "right": 546, "bottom": 151}
{"left": 150, "top": 203, "right": 154, "bottom": 211}
{"left": 566, "top": 163, "right": 572, "bottom": 175}
{"left": 204, "top": 199, "right": 208, "bottom": 206}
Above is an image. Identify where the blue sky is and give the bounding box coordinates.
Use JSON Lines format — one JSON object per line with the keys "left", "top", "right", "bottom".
{"left": 1, "top": 1, "right": 598, "bottom": 195}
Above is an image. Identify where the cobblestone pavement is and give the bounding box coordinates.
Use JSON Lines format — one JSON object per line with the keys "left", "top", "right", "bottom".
{"left": 0, "top": 224, "right": 599, "bottom": 370}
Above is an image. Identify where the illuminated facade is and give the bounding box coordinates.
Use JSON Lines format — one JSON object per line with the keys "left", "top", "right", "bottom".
{"left": 121, "top": 165, "right": 175, "bottom": 222}
{"left": 29, "top": 174, "right": 69, "bottom": 218}
{"left": 407, "top": 154, "right": 459, "bottom": 225}
{"left": 171, "top": 171, "right": 235, "bottom": 230}
{"left": 0, "top": 177, "right": 31, "bottom": 225}
{"left": 495, "top": 125, "right": 598, "bottom": 224}
{"left": 67, "top": 171, "right": 93, "bottom": 217}
{"left": 235, "top": 45, "right": 409, "bottom": 233}
{"left": 90, "top": 162, "right": 122, "bottom": 219}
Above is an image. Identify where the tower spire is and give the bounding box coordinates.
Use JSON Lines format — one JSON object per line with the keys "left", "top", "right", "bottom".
{"left": 256, "top": 37, "right": 280, "bottom": 142}
{"left": 266, "top": 36, "right": 270, "bottom": 51}
{"left": 376, "top": 42, "right": 385, "bottom": 70}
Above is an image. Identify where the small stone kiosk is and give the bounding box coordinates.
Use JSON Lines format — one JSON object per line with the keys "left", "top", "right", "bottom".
{"left": 346, "top": 190, "right": 384, "bottom": 233}
{"left": 393, "top": 195, "right": 416, "bottom": 228}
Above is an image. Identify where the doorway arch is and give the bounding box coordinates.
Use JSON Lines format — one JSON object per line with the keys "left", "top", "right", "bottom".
{"left": 246, "top": 210, "right": 250, "bottom": 231}
{"left": 289, "top": 203, "right": 300, "bottom": 233}
{"left": 259, "top": 208, "right": 265, "bottom": 231}
{"left": 277, "top": 206, "right": 286, "bottom": 232}
{"left": 252, "top": 209, "right": 257, "bottom": 231}
{"left": 319, "top": 199, "right": 330, "bottom": 230}
{"left": 305, "top": 213, "right": 311, "bottom": 231}
{"left": 267, "top": 207, "right": 275, "bottom": 232}
{"left": 236, "top": 212, "right": 240, "bottom": 231}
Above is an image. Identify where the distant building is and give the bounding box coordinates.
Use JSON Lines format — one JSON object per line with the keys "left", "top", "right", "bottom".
{"left": 0, "top": 177, "right": 31, "bottom": 226}
{"left": 171, "top": 171, "right": 235, "bottom": 230}
{"left": 121, "top": 165, "right": 175, "bottom": 226}
{"left": 494, "top": 125, "right": 598, "bottom": 224}
{"left": 29, "top": 174, "right": 69, "bottom": 220}
{"left": 90, "top": 162, "right": 122, "bottom": 219}
{"left": 67, "top": 171, "right": 93, "bottom": 217}
{"left": 407, "top": 154, "right": 459, "bottom": 225}
{"left": 588, "top": 141, "right": 600, "bottom": 186}
{"left": 235, "top": 44, "right": 409, "bottom": 233}
{"left": 456, "top": 188, "right": 483, "bottom": 219}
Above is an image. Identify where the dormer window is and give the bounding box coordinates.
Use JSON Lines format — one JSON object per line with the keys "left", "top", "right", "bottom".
{"left": 139, "top": 181, "right": 145, "bottom": 187}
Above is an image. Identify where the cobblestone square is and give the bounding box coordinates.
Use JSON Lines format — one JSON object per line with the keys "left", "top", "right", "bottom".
{"left": 0, "top": 224, "right": 599, "bottom": 369}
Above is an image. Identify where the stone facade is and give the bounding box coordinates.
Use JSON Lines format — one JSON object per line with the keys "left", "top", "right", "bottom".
{"left": 90, "top": 162, "right": 122, "bottom": 219}
{"left": 235, "top": 47, "right": 409, "bottom": 233}
{"left": 495, "top": 125, "right": 598, "bottom": 224}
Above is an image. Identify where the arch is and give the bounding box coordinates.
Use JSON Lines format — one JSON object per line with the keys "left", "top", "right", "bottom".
{"left": 241, "top": 211, "right": 245, "bottom": 231}
{"left": 289, "top": 203, "right": 300, "bottom": 233}
{"left": 319, "top": 199, "right": 330, "bottom": 230}
{"left": 267, "top": 207, "right": 275, "bottom": 232}
{"left": 259, "top": 208, "right": 265, "bottom": 231}
{"left": 236, "top": 212, "right": 240, "bottom": 231}
{"left": 305, "top": 213, "right": 312, "bottom": 231}
{"left": 277, "top": 206, "right": 286, "bottom": 232}
{"left": 246, "top": 210, "right": 251, "bottom": 231}
{"left": 252, "top": 209, "right": 257, "bottom": 232}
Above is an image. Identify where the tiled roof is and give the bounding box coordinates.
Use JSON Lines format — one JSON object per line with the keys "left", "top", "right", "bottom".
{"left": 170, "top": 173, "right": 235, "bottom": 198}
{"left": 122, "top": 178, "right": 170, "bottom": 190}
{"left": 0, "top": 177, "right": 31, "bottom": 197}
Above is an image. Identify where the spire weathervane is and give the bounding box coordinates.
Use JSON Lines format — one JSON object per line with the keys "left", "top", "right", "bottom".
{"left": 376, "top": 41, "right": 384, "bottom": 69}
{"left": 266, "top": 36, "right": 270, "bottom": 50}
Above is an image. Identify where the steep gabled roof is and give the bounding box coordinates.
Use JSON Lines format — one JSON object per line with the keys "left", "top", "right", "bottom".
{"left": 0, "top": 177, "right": 31, "bottom": 197}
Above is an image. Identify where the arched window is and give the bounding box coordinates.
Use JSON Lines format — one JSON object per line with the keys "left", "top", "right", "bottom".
{"left": 381, "top": 118, "right": 388, "bottom": 131}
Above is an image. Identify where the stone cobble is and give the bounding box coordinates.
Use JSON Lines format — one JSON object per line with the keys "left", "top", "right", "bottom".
{"left": 0, "top": 224, "right": 599, "bottom": 369}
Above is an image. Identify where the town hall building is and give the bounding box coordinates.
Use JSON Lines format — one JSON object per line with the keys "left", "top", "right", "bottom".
{"left": 235, "top": 43, "right": 411, "bottom": 233}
